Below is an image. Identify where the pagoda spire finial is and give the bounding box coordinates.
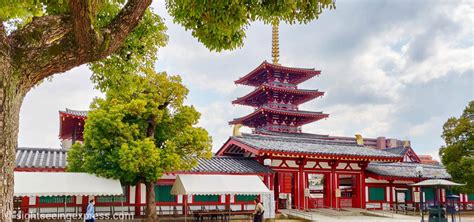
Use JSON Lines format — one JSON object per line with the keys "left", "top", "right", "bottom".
{"left": 271, "top": 20, "right": 280, "bottom": 65}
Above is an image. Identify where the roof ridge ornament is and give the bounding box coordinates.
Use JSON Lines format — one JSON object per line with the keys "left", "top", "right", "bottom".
{"left": 355, "top": 134, "right": 364, "bottom": 146}
{"left": 233, "top": 124, "right": 243, "bottom": 136}
{"left": 271, "top": 20, "right": 280, "bottom": 65}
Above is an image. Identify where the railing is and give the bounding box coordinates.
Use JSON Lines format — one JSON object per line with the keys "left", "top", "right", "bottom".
{"left": 286, "top": 209, "right": 313, "bottom": 220}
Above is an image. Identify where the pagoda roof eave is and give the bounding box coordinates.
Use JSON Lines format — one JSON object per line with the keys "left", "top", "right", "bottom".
{"left": 232, "top": 84, "right": 324, "bottom": 106}
{"left": 235, "top": 61, "right": 321, "bottom": 86}
{"left": 229, "top": 107, "right": 329, "bottom": 126}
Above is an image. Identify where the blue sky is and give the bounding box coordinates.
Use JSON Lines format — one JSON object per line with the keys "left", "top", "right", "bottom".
{"left": 18, "top": 0, "right": 473, "bottom": 160}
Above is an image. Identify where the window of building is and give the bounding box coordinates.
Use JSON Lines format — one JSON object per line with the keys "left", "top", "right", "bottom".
{"left": 235, "top": 195, "right": 257, "bottom": 202}
{"left": 468, "top": 194, "right": 474, "bottom": 201}
{"left": 405, "top": 189, "right": 412, "bottom": 201}
{"left": 307, "top": 173, "right": 325, "bottom": 198}
{"left": 422, "top": 187, "right": 435, "bottom": 201}
{"left": 155, "top": 185, "right": 176, "bottom": 202}
{"left": 97, "top": 186, "right": 128, "bottom": 203}
{"left": 194, "top": 195, "right": 220, "bottom": 203}
{"left": 339, "top": 174, "right": 356, "bottom": 198}
{"left": 39, "top": 196, "right": 73, "bottom": 204}
{"left": 368, "top": 187, "right": 385, "bottom": 201}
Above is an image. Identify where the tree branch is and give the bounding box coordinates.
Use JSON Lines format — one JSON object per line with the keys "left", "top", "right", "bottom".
{"left": 101, "top": 0, "right": 152, "bottom": 56}
{"left": 8, "top": 0, "right": 152, "bottom": 88}
{"left": 9, "top": 15, "right": 80, "bottom": 87}
{"left": 69, "top": 0, "right": 99, "bottom": 51}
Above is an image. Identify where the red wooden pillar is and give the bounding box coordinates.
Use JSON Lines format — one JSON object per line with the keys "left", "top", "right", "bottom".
{"left": 183, "top": 195, "right": 188, "bottom": 216}
{"left": 293, "top": 171, "right": 298, "bottom": 209}
{"left": 225, "top": 195, "right": 231, "bottom": 210}
{"left": 269, "top": 174, "right": 274, "bottom": 190}
{"left": 82, "top": 196, "right": 88, "bottom": 214}
{"left": 298, "top": 158, "right": 306, "bottom": 210}
{"left": 274, "top": 173, "right": 280, "bottom": 211}
{"left": 263, "top": 175, "right": 268, "bottom": 188}
{"left": 388, "top": 180, "right": 394, "bottom": 209}
{"left": 135, "top": 183, "right": 141, "bottom": 216}
{"left": 329, "top": 160, "right": 338, "bottom": 209}
{"left": 359, "top": 162, "right": 368, "bottom": 209}
{"left": 20, "top": 197, "right": 29, "bottom": 214}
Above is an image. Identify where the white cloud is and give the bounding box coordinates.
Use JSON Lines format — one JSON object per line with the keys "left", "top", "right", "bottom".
{"left": 18, "top": 0, "right": 473, "bottom": 158}
{"left": 408, "top": 117, "right": 444, "bottom": 137}
{"left": 304, "top": 103, "right": 400, "bottom": 138}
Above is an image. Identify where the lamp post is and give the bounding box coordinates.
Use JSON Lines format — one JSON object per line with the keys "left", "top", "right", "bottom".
{"left": 416, "top": 166, "right": 424, "bottom": 222}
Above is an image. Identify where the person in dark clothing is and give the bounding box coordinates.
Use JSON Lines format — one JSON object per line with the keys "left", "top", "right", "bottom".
{"left": 253, "top": 198, "right": 264, "bottom": 222}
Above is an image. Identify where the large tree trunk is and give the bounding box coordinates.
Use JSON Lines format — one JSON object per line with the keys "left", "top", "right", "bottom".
{"left": 0, "top": 1, "right": 152, "bottom": 221}
{"left": 145, "top": 181, "right": 158, "bottom": 221}
{"left": 0, "top": 42, "right": 26, "bottom": 222}
{"left": 145, "top": 115, "right": 158, "bottom": 221}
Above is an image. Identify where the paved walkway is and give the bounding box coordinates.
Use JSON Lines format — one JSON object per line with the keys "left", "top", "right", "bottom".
{"left": 281, "top": 209, "right": 474, "bottom": 222}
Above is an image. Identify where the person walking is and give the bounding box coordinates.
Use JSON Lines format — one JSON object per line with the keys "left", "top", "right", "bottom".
{"left": 253, "top": 197, "right": 264, "bottom": 222}
{"left": 85, "top": 199, "right": 95, "bottom": 222}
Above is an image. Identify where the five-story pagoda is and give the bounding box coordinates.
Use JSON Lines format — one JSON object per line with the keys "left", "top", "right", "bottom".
{"left": 230, "top": 23, "right": 328, "bottom": 133}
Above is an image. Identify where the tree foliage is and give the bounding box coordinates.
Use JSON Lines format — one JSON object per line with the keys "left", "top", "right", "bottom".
{"left": 67, "top": 69, "right": 212, "bottom": 184}
{"left": 1, "top": 1, "right": 335, "bottom": 221}
{"left": 439, "top": 101, "right": 474, "bottom": 193}
{"left": 166, "top": 0, "right": 335, "bottom": 51}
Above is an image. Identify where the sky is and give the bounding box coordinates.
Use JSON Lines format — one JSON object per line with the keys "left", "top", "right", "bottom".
{"left": 18, "top": 0, "right": 473, "bottom": 160}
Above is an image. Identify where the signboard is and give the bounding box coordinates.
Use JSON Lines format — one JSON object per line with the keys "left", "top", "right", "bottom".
{"left": 304, "top": 188, "right": 310, "bottom": 197}
{"left": 397, "top": 192, "right": 406, "bottom": 203}
{"left": 413, "top": 191, "right": 420, "bottom": 203}
{"left": 310, "top": 193, "right": 324, "bottom": 198}
{"left": 335, "top": 189, "right": 341, "bottom": 198}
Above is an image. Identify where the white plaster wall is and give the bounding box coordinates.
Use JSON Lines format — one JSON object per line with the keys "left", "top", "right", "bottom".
{"left": 140, "top": 184, "right": 146, "bottom": 204}
{"left": 160, "top": 174, "right": 177, "bottom": 180}
{"left": 365, "top": 178, "right": 389, "bottom": 183}
{"left": 305, "top": 161, "right": 316, "bottom": 168}
{"left": 336, "top": 163, "right": 347, "bottom": 169}
{"left": 319, "top": 162, "right": 330, "bottom": 169}
{"left": 286, "top": 160, "right": 298, "bottom": 168}
{"left": 350, "top": 163, "right": 361, "bottom": 170}
{"left": 271, "top": 159, "right": 282, "bottom": 167}
{"left": 129, "top": 186, "right": 136, "bottom": 204}
{"left": 29, "top": 197, "right": 36, "bottom": 205}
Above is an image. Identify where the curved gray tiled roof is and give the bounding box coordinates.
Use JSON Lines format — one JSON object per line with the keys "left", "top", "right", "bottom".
{"left": 16, "top": 147, "right": 67, "bottom": 169}
{"left": 232, "top": 134, "right": 402, "bottom": 159}
{"left": 186, "top": 156, "right": 272, "bottom": 174}
{"left": 367, "top": 162, "right": 450, "bottom": 179}
{"left": 63, "top": 108, "right": 88, "bottom": 117}
{"left": 15, "top": 148, "right": 271, "bottom": 174}
{"left": 383, "top": 146, "right": 409, "bottom": 155}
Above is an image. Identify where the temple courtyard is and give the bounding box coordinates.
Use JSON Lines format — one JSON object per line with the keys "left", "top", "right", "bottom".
{"left": 280, "top": 209, "right": 474, "bottom": 222}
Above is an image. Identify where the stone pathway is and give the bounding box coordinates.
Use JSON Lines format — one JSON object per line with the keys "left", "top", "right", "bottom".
{"left": 280, "top": 209, "right": 474, "bottom": 222}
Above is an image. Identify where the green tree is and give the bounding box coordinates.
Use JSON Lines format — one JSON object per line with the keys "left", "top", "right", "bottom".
{"left": 68, "top": 70, "right": 212, "bottom": 221}
{"left": 439, "top": 101, "right": 474, "bottom": 193}
{"left": 0, "top": 1, "right": 334, "bottom": 220}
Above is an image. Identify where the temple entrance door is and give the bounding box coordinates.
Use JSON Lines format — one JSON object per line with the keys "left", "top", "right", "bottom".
{"left": 338, "top": 174, "right": 360, "bottom": 208}
{"left": 307, "top": 173, "right": 329, "bottom": 208}
{"left": 277, "top": 172, "right": 296, "bottom": 209}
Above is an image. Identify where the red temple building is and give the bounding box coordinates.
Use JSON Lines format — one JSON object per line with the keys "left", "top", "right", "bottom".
{"left": 230, "top": 61, "right": 328, "bottom": 134}
{"left": 13, "top": 24, "right": 473, "bottom": 218}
